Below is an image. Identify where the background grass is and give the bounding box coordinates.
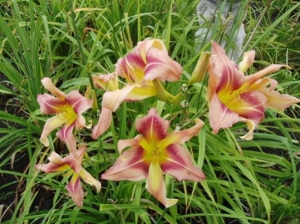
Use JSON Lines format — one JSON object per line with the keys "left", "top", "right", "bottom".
{"left": 0, "top": 0, "right": 299, "bottom": 223}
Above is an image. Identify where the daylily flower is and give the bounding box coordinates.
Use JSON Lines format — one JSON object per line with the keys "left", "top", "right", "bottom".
{"left": 101, "top": 108, "right": 205, "bottom": 207}
{"left": 37, "top": 77, "right": 92, "bottom": 152}
{"left": 207, "top": 41, "right": 300, "bottom": 140}
{"left": 36, "top": 144, "right": 101, "bottom": 207}
{"left": 92, "top": 39, "right": 183, "bottom": 138}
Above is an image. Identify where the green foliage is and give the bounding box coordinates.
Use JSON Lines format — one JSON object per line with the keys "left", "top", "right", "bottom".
{"left": 0, "top": 0, "right": 299, "bottom": 223}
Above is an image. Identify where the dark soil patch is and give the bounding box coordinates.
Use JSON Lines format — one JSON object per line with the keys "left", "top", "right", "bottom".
{"left": 0, "top": 72, "right": 55, "bottom": 222}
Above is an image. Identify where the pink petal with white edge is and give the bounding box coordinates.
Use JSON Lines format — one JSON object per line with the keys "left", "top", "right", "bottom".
{"left": 209, "top": 93, "right": 240, "bottom": 134}
{"left": 233, "top": 91, "right": 266, "bottom": 124}
{"left": 143, "top": 49, "right": 182, "bottom": 82}
{"left": 208, "top": 42, "right": 244, "bottom": 100}
{"left": 41, "top": 77, "right": 66, "bottom": 100}
{"left": 37, "top": 94, "right": 66, "bottom": 114}
{"left": 146, "top": 162, "right": 178, "bottom": 208}
{"left": 136, "top": 39, "right": 167, "bottom": 63}
{"left": 117, "top": 51, "right": 146, "bottom": 84}
{"left": 207, "top": 59, "right": 219, "bottom": 102}
{"left": 66, "top": 174, "right": 84, "bottom": 207}
{"left": 65, "top": 90, "right": 92, "bottom": 115}
{"left": 211, "top": 41, "right": 241, "bottom": 81}
{"left": 140, "top": 39, "right": 166, "bottom": 52}
{"left": 161, "top": 144, "right": 205, "bottom": 181}
{"left": 215, "top": 57, "right": 244, "bottom": 94}
{"left": 92, "top": 107, "right": 112, "bottom": 139}
{"left": 101, "top": 146, "right": 148, "bottom": 181}
{"left": 135, "top": 108, "right": 169, "bottom": 142}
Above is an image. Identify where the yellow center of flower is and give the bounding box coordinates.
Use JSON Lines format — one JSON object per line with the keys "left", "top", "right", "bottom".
{"left": 218, "top": 89, "right": 242, "bottom": 113}
{"left": 57, "top": 104, "right": 77, "bottom": 125}
{"left": 123, "top": 59, "right": 145, "bottom": 85}
{"left": 140, "top": 138, "right": 167, "bottom": 164}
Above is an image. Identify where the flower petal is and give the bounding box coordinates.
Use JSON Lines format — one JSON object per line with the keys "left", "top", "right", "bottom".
{"left": 116, "top": 39, "right": 182, "bottom": 83}
{"left": 37, "top": 94, "right": 66, "bottom": 114}
{"left": 239, "top": 118, "right": 256, "bottom": 140}
{"left": 101, "top": 146, "right": 148, "bottom": 181}
{"left": 208, "top": 93, "right": 240, "bottom": 134}
{"left": 209, "top": 41, "right": 244, "bottom": 100}
{"left": 66, "top": 174, "right": 84, "bottom": 207}
{"left": 140, "top": 39, "right": 182, "bottom": 81}
{"left": 41, "top": 77, "right": 66, "bottom": 100}
{"left": 48, "top": 151, "right": 64, "bottom": 163}
{"left": 40, "top": 115, "right": 67, "bottom": 146}
{"left": 65, "top": 90, "right": 92, "bottom": 115}
{"left": 211, "top": 41, "right": 243, "bottom": 83}
{"left": 225, "top": 91, "right": 266, "bottom": 124}
{"left": 243, "top": 77, "right": 274, "bottom": 93}
{"left": 117, "top": 51, "right": 146, "bottom": 84}
{"left": 102, "top": 85, "right": 135, "bottom": 112}
{"left": 146, "top": 162, "right": 178, "bottom": 208}
{"left": 161, "top": 145, "right": 205, "bottom": 181}
{"left": 258, "top": 88, "right": 300, "bottom": 110}
{"left": 118, "top": 136, "right": 141, "bottom": 154}
{"left": 242, "top": 64, "right": 290, "bottom": 90}
{"left": 35, "top": 151, "right": 69, "bottom": 173}
{"left": 56, "top": 123, "right": 77, "bottom": 153}
{"left": 143, "top": 49, "right": 182, "bottom": 82}
{"left": 207, "top": 58, "right": 219, "bottom": 101}
{"left": 92, "top": 107, "right": 112, "bottom": 139}
{"left": 125, "top": 84, "right": 157, "bottom": 100}
{"left": 68, "top": 145, "right": 87, "bottom": 172}
{"left": 75, "top": 115, "right": 89, "bottom": 129}
{"left": 137, "top": 39, "right": 167, "bottom": 63}
{"left": 135, "top": 108, "right": 169, "bottom": 143}
{"left": 78, "top": 168, "right": 101, "bottom": 193}
{"left": 158, "top": 119, "right": 204, "bottom": 150}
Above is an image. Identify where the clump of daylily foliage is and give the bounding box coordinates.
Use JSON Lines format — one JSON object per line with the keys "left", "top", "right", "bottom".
{"left": 36, "top": 39, "right": 300, "bottom": 208}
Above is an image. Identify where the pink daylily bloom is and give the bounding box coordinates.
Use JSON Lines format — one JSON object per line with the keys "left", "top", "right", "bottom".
{"left": 92, "top": 39, "right": 183, "bottom": 138}
{"left": 37, "top": 78, "right": 92, "bottom": 152}
{"left": 208, "top": 41, "right": 300, "bottom": 140}
{"left": 101, "top": 108, "right": 205, "bottom": 207}
{"left": 35, "top": 144, "right": 101, "bottom": 207}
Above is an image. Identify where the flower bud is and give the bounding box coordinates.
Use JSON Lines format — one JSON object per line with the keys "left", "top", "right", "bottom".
{"left": 153, "top": 79, "right": 181, "bottom": 104}
{"left": 189, "top": 51, "right": 210, "bottom": 85}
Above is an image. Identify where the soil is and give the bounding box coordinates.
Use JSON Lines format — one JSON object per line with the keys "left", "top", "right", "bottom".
{"left": 0, "top": 72, "right": 55, "bottom": 222}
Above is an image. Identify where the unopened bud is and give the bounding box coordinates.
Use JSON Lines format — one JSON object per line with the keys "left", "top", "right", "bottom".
{"left": 239, "top": 50, "right": 255, "bottom": 73}
{"left": 189, "top": 51, "right": 210, "bottom": 85}
{"left": 91, "top": 90, "right": 98, "bottom": 111}
{"left": 153, "top": 79, "right": 181, "bottom": 104}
